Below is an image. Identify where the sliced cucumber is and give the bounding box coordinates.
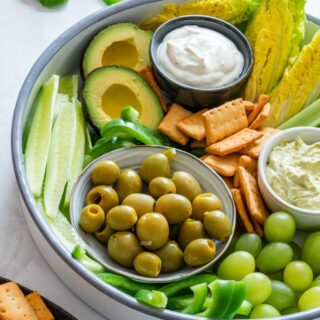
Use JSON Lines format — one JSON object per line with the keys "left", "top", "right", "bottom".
{"left": 72, "top": 245, "right": 104, "bottom": 273}
{"left": 25, "top": 75, "right": 59, "bottom": 198}
{"left": 64, "top": 99, "right": 86, "bottom": 209}
{"left": 58, "top": 74, "right": 79, "bottom": 100}
{"left": 44, "top": 99, "right": 76, "bottom": 219}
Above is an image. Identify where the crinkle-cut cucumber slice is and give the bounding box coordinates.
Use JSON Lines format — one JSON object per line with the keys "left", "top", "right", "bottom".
{"left": 25, "top": 75, "right": 59, "bottom": 198}
{"left": 58, "top": 75, "right": 79, "bottom": 100}
{"left": 64, "top": 99, "right": 86, "bottom": 209}
{"left": 44, "top": 99, "right": 76, "bottom": 219}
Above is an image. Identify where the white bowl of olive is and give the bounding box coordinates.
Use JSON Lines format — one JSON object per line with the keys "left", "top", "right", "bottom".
{"left": 70, "top": 146, "right": 236, "bottom": 283}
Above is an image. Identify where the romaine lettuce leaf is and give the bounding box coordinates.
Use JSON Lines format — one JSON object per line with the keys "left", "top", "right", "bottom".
{"left": 243, "top": 0, "right": 306, "bottom": 102}
{"left": 266, "top": 31, "right": 320, "bottom": 127}
{"left": 140, "top": 0, "right": 261, "bottom": 30}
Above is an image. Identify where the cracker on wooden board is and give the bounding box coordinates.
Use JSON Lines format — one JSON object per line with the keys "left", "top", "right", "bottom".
{"left": 190, "top": 139, "right": 207, "bottom": 148}
{"left": 202, "top": 99, "right": 248, "bottom": 145}
{"left": 221, "top": 176, "right": 234, "bottom": 190}
{"left": 231, "top": 188, "right": 255, "bottom": 233}
{"left": 0, "top": 282, "right": 38, "bottom": 320}
{"left": 237, "top": 166, "right": 269, "bottom": 224}
{"left": 138, "top": 66, "right": 167, "bottom": 112}
{"left": 247, "top": 94, "right": 269, "bottom": 124}
{"left": 253, "top": 220, "right": 264, "bottom": 237}
{"left": 177, "top": 109, "right": 208, "bottom": 141}
{"left": 206, "top": 128, "right": 263, "bottom": 156}
{"left": 234, "top": 155, "right": 258, "bottom": 187}
{"left": 26, "top": 292, "right": 54, "bottom": 320}
{"left": 203, "top": 153, "right": 240, "bottom": 177}
{"left": 158, "top": 103, "right": 192, "bottom": 145}
{"left": 241, "top": 127, "right": 280, "bottom": 158}
{"left": 243, "top": 100, "right": 255, "bottom": 112}
{"left": 249, "top": 102, "right": 271, "bottom": 130}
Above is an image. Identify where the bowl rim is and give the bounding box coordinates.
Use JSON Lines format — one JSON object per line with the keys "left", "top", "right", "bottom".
{"left": 150, "top": 14, "right": 253, "bottom": 92}
{"left": 258, "top": 126, "right": 320, "bottom": 216}
{"left": 10, "top": 0, "right": 320, "bottom": 318}
{"left": 69, "top": 145, "right": 236, "bottom": 284}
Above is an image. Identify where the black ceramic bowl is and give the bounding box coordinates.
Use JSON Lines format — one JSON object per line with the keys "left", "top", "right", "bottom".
{"left": 150, "top": 15, "right": 253, "bottom": 110}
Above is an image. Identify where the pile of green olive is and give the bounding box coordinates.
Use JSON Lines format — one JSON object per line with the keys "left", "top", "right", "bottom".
{"left": 79, "top": 149, "right": 232, "bottom": 278}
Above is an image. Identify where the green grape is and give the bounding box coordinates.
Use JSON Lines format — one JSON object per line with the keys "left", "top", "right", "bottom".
{"left": 281, "top": 306, "right": 299, "bottom": 315}
{"left": 302, "top": 232, "right": 320, "bottom": 276}
{"left": 311, "top": 275, "right": 320, "bottom": 288}
{"left": 249, "top": 304, "right": 281, "bottom": 318}
{"left": 243, "top": 273, "right": 272, "bottom": 306}
{"left": 256, "top": 242, "right": 293, "bottom": 273}
{"left": 265, "top": 280, "right": 295, "bottom": 311}
{"left": 235, "top": 233, "right": 262, "bottom": 258}
{"left": 38, "top": 0, "right": 68, "bottom": 7}
{"left": 283, "top": 261, "right": 313, "bottom": 291}
{"left": 290, "top": 242, "right": 302, "bottom": 260}
{"left": 266, "top": 271, "right": 283, "bottom": 282}
{"left": 264, "top": 212, "right": 296, "bottom": 243}
{"left": 298, "top": 287, "right": 320, "bottom": 311}
{"left": 217, "top": 251, "right": 255, "bottom": 281}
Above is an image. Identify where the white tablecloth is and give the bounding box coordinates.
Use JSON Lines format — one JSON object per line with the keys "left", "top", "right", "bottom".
{"left": 0, "top": 0, "right": 319, "bottom": 319}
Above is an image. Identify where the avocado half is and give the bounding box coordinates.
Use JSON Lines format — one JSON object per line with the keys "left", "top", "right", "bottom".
{"left": 82, "top": 23, "right": 152, "bottom": 78}
{"left": 83, "top": 66, "right": 163, "bottom": 130}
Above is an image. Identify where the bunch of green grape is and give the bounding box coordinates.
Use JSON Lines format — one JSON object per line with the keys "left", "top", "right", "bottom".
{"left": 216, "top": 211, "right": 320, "bottom": 318}
{"left": 38, "top": 0, "right": 121, "bottom": 8}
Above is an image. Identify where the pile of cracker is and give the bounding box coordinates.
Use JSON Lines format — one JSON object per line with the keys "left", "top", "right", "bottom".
{"left": 159, "top": 95, "right": 279, "bottom": 236}
{"left": 0, "top": 281, "right": 54, "bottom": 320}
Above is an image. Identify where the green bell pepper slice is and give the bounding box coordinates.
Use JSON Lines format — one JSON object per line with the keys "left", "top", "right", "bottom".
{"left": 203, "top": 280, "right": 248, "bottom": 319}
{"left": 135, "top": 290, "right": 168, "bottom": 309}
{"left": 182, "top": 282, "right": 208, "bottom": 315}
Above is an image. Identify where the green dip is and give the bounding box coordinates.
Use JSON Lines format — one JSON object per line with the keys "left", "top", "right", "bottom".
{"left": 266, "top": 136, "right": 320, "bottom": 211}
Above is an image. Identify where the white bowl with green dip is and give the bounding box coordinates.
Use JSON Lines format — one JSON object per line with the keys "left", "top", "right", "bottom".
{"left": 258, "top": 127, "right": 320, "bottom": 230}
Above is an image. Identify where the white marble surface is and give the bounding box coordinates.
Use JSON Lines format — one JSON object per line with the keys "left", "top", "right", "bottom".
{"left": 0, "top": 1, "right": 319, "bottom": 319}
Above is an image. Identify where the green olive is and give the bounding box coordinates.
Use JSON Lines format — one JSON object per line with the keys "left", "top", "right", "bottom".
{"left": 80, "top": 204, "right": 105, "bottom": 233}
{"left": 136, "top": 213, "right": 169, "bottom": 250}
{"left": 115, "top": 169, "right": 142, "bottom": 202}
{"left": 133, "top": 252, "right": 162, "bottom": 278}
{"left": 148, "top": 177, "right": 176, "bottom": 199}
{"left": 95, "top": 224, "right": 115, "bottom": 244}
{"left": 178, "top": 219, "right": 206, "bottom": 250}
{"left": 192, "top": 193, "right": 223, "bottom": 221}
{"left": 184, "top": 239, "right": 216, "bottom": 266}
{"left": 122, "top": 193, "right": 155, "bottom": 218}
{"left": 155, "top": 241, "right": 184, "bottom": 273}
{"left": 155, "top": 194, "right": 192, "bottom": 224}
{"left": 171, "top": 171, "right": 202, "bottom": 201}
{"left": 139, "top": 153, "right": 170, "bottom": 183}
{"left": 91, "top": 160, "right": 120, "bottom": 185}
{"left": 106, "top": 205, "right": 137, "bottom": 230}
{"left": 203, "top": 211, "right": 232, "bottom": 241}
{"left": 86, "top": 185, "right": 119, "bottom": 213}
{"left": 108, "top": 231, "right": 142, "bottom": 268}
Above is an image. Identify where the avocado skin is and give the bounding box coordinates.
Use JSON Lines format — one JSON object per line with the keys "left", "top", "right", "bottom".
{"left": 82, "top": 66, "right": 163, "bottom": 131}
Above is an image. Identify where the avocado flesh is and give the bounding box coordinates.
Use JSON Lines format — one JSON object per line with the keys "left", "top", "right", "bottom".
{"left": 83, "top": 23, "right": 152, "bottom": 77}
{"left": 83, "top": 66, "right": 163, "bottom": 130}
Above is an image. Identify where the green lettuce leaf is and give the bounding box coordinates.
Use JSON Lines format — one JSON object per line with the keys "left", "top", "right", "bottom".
{"left": 140, "top": 0, "right": 261, "bottom": 30}
{"left": 243, "top": 0, "right": 306, "bottom": 101}
{"left": 266, "top": 31, "right": 320, "bottom": 127}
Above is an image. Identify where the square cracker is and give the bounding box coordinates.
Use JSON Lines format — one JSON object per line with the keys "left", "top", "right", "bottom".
{"left": 205, "top": 128, "right": 263, "bottom": 156}
{"left": 247, "top": 94, "right": 269, "bottom": 124}
{"left": 190, "top": 139, "right": 207, "bottom": 148}
{"left": 234, "top": 155, "right": 258, "bottom": 187}
{"left": 0, "top": 282, "right": 38, "bottom": 320}
{"left": 138, "top": 66, "right": 167, "bottom": 112}
{"left": 177, "top": 109, "right": 208, "bottom": 141}
{"left": 26, "top": 291, "right": 54, "bottom": 320}
{"left": 202, "top": 99, "right": 248, "bottom": 144}
{"left": 158, "top": 103, "right": 192, "bottom": 145}
{"left": 249, "top": 102, "right": 271, "bottom": 130}
{"left": 231, "top": 188, "right": 254, "bottom": 233}
{"left": 241, "top": 127, "right": 280, "bottom": 158}
{"left": 203, "top": 153, "right": 240, "bottom": 177}
{"left": 237, "top": 166, "right": 269, "bottom": 224}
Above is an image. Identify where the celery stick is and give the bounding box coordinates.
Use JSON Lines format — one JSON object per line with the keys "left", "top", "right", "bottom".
{"left": 58, "top": 75, "right": 79, "bottom": 100}
{"left": 64, "top": 99, "right": 86, "bottom": 209}
{"left": 25, "top": 75, "right": 59, "bottom": 198}
{"left": 278, "top": 98, "right": 320, "bottom": 129}
{"left": 44, "top": 99, "right": 76, "bottom": 219}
